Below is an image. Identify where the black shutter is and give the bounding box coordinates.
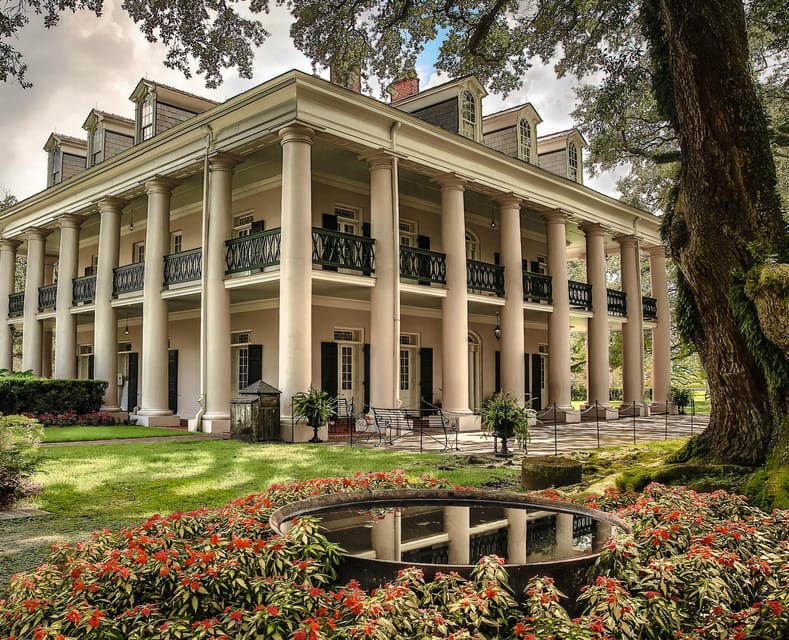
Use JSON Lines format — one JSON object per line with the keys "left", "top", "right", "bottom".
{"left": 522, "top": 258, "right": 529, "bottom": 271}
{"left": 248, "top": 344, "right": 262, "bottom": 384}
{"left": 363, "top": 343, "right": 371, "bottom": 411}
{"left": 530, "top": 260, "right": 540, "bottom": 273}
{"left": 168, "top": 350, "right": 178, "bottom": 414}
{"left": 531, "top": 353, "right": 542, "bottom": 411}
{"left": 494, "top": 252, "right": 501, "bottom": 266}
{"left": 320, "top": 342, "right": 338, "bottom": 397}
{"left": 417, "top": 235, "right": 430, "bottom": 249}
{"left": 495, "top": 351, "right": 501, "bottom": 393}
{"left": 321, "top": 214, "right": 338, "bottom": 272}
{"left": 88, "top": 354, "right": 94, "bottom": 380}
{"left": 127, "top": 352, "right": 138, "bottom": 412}
{"left": 419, "top": 347, "right": 433, "bottom": 407}
{"left": 524, "top": 353, "right": 530, "bottom": 403}
{"left": 362, "top": 222, "right": 371, "bottom": 237}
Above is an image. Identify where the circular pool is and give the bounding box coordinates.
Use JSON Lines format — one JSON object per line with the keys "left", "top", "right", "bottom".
{"left": 270, "top": 489, "right": 628, "bottom": 600}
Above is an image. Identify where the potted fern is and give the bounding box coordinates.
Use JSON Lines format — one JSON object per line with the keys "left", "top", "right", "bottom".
{"left": 293, "top": 388, "right": 336, "bottom": 443}
{"left": 479, "top": 393, "right": 533, "bottom": 458}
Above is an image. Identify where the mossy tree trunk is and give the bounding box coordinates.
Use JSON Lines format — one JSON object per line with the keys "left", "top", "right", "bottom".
{"left": 655, "top": 0, "right": 788, "bottom": 466}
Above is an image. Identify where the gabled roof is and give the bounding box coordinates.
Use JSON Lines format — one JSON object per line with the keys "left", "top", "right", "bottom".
{"left": 42, "top": 133, "right": 87, "bottom": 154}
{"left": 537, "top": 128, "right": 587, "bottom": 153}
{"left": 81, "top": 109, "right": 134, "bottom": 131}
{"left": 129, "top": 78, "right": 219, "bottom": 113}
{"left": 482, "top": 103, "right": 543, "bottom": 134}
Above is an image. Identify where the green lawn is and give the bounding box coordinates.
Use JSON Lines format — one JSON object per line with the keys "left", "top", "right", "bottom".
{"left": 42, "top": 425, "right": 204, "bottom": 443}
{"left": 0, "top": 437, "right": 688, "bottom": 593}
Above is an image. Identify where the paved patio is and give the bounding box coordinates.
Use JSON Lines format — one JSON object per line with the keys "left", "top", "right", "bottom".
{"left": 341, "top": 413, "right": 709, "bottom": 455}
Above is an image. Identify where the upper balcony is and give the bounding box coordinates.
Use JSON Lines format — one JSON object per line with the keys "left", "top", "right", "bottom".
{"left": 642, "top": 296, "right": 657, "bottom": 320}
{"left": 607, "top": 288, "right": 627, "bottom": 316}
{"left": 164, "top": 248, "right": 202, "bottom": 285}
{"left": 568, "top": 280, "right": 592, "bottom": 311}
{"left": 38, "top": 283, "right": 57, "bottom": 312}
{"left": 399, "top": 246, "right": 446, "bottom": 285}
{"left": 113, "top": 262, "right": 144, "bottom": 295}
{"left": 467, "top": 260, "right": 505, "bottom": 296}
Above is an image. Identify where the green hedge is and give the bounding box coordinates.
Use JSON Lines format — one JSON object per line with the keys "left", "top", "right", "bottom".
{"left": 0, "top": 377, "right": 107, "bottom": 415}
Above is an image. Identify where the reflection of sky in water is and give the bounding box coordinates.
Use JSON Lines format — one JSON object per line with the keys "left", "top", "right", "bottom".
{"left": 297, "top": 505, "right": 615, "bottom": 565}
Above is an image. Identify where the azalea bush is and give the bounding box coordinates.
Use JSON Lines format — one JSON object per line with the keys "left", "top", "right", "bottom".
{"left": 0, "top": 474, "right": 787, "bottom": 639}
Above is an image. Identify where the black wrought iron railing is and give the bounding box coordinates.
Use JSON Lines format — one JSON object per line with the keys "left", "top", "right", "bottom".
{"left": 573, "top": 514, "right": 595, "bottom": 539}
{"left": 38, "top": 283, "right": 57, "bottom": 311}
{"left": 522, "top": 271, "right": 552, "bottom": 303}
{"left": 113, "top": 263, "right": 144, "bottom": 295}
{"left": 526, "top": 515, "right": 556, "bottom": 551}
{"left": 467, "top": 260, "right": 504, "bottom": 296}
{"left": 8, "top": 292, "right": 24, "bottom": 317}
{"left": 399, "top": 246, "right": 446, "bottom": 284}
{"left": 72, "top": 275, "right": 96, "bottom": 304}
{"left": 401, "top": 544, "right": 449, "bottom": 565}
{"left": 470, "top": 528, "right": 508, "bottom": 559}
{"left": 568, "top": 280, "right": 592, "bottom": 310}
{"left": 225, "top": 228, "right": 281, "bottom": 274}
{"left": 164, "top": 248, "right": 202, "bottom": 286}
{"left": 642, "top": 296, "right": 658, "bottom": 320}
{"left": 312, "top": 228, "right": 375, "bottom": 274}
{"left": 607, "top": 288, "right": 627, "bottom": 316}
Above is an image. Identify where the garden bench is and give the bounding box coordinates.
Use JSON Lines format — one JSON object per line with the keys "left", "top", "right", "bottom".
{"left": 370, "top": 405, "right": 457, "bottom": 452}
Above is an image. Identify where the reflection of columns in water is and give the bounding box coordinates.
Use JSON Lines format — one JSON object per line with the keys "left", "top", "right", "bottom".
{"left": 505, "top": 508, "right": 527, "bottom": 564}
{"left": 371, "top": 511, "right": 400, "bottom": 561}
{"left": 444, "top": 506, "right": 470, "bottom": 564}
{"left": 592, "top": 519, "right": 613, "bottom": 549}
{"left": 555, "top": 513, "right": 574, "bottom": 557}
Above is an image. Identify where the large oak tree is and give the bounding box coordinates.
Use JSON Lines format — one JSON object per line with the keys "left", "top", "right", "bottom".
{"left": 3, "top": 1, "right": 787, "bottom": 471}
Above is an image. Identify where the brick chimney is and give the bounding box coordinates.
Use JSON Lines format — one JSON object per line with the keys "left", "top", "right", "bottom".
{"left": 330, "top": 64, "right": 362, "bottom": 93}
{"left": 389, "top": 76, "right": 420, "bottom": 102}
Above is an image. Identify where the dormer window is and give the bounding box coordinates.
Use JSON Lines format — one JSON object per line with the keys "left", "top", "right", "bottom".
{"left": 460, "top": 90, "right": 477, "bottom": 140}
{"left": 90, "top": 122, "right": 104, "bottom": 165}
{"left": 140, "top": 92, "right": 155, "bottom": 141}
{"left": 518, "top": 118, "right": 532, "bottom": 163}
{"left": 568, "top": 142, "right": 579, "bottom": 181}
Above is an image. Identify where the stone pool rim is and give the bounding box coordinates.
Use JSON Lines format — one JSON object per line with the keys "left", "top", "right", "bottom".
{"left": 269, "top": 488, "right": 631, "bottom": 570}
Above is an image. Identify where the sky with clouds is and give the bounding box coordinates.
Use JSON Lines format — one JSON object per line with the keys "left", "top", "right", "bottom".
{"left": 0, "top": 4, "right": 622, "bottom": 203}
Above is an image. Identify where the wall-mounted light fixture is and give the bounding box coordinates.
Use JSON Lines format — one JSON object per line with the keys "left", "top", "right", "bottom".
{"left": 129, "top": 210, "right": 134, "bottom": 232}
{"left": 494, "top": 312, "right": 501, "bottom": 341}
{"left": 490, "top": 208, "right": 496, "bottom": 229}
{"left": 124, "top": 310, "right": 129, "bottom": 336}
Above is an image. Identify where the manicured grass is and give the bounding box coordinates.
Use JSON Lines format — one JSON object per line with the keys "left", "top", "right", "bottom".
{"left": 42, "top": 425, "right": 204, "bottom": 443}
{"left": 0, "top": 437, "right": 689, "bottom": 593}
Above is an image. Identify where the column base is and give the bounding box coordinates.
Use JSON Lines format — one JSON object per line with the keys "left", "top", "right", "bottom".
{"left": 135, "top": 414, "right": 181, "bottom": 427}
{"left": 537, "top": 406, "right": 581, "bottom": 424}
{"left": 280, "top": 418, "right": 328, "bottom": 443}
{"left": 580, "top": 404, "right": 619, "bottom": 421}
{"left": 649, "top": 401, "right": 677, "bottom": 415}
{"left": 99, "top": 410, "right": 129, "bottom": 422}
{"left": 197, "top": 417, "right": 231, "bottom": 435}
{"left": 100, "top": 404, "right": 122, "bottom": 413}
{"left": 618, "top": 403, "right": 650, "bottom": 417}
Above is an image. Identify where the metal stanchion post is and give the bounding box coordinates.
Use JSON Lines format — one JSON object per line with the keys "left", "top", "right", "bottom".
{"left": 632, "top": 400, "right": 637, "bottom": 445}
{"left": 595, "top": 400, "right": 600, "bottom": 449}
{"left": 291, "top": 397, "right": 295, "bottom": 443}
{"left": 691, "top": 397, "right": 695, "bottom": 435}
{"left": 665, "top": 399, "right": 669, "bottom": 440}
{"left": 553, "top": 402, "right": 558, "bottom": 456}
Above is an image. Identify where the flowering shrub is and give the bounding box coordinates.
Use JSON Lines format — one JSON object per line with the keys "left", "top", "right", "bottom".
{"left": 0, "top": 414, "right": 42, "bottom": 509}
{"left": 22, "top": 412, "right": 126, "bottom": 427}
{"left": 1, "top": 476, "right": 787, "bottom": 639}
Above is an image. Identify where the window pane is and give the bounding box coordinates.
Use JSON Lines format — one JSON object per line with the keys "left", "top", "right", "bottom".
{"left": 400, "top": 349, "right": 409, "bottom": 390}
{"left": 341, "top": 345, "right": 353, "bottom": 390}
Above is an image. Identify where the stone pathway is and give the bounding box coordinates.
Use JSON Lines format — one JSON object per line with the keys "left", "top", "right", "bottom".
{"left": 0, "top": 507, "right": 51, "bottom": 521}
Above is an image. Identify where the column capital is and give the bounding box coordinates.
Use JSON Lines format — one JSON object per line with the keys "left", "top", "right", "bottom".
{"left": 579, "top": 222, "right": 607, "bottom": 237}
{"left": 97, "top": 197, "right": 125, "bottom": 215}
{"left": 144, "top": 176, "right": 179, "bottom": 194}
{"left": 433, "top": 173, "right": 466, "bottom": 192}
{"left": 57, "top": 213, "right": 86, "bottom": 230}
{"left": 0, "top": 238, "right": 22, "bottom": 251}
{"left": 494, "top": 193, "right": 522, "bottom": 209}
{"left": 25, "top": 227, "right": 50, "bottom": 241}
{"left": 613, "top": 234, "right": 639, "bottom": 248}
{"left": 366, "top": 152, "right": 395, "bottom": 171}
{"left": 644, "top": 243, "right": 668, "bottom": 257}
{"left": 278, "top": 125, "right": 315, "bottom": 147}
{"left": 208, "top": 152, "right": 243, "bottom": 172}
{"left": 540, "top": 209, "right": 570, "bottom": 225}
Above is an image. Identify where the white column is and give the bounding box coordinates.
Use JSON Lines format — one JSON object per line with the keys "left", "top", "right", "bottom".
{"left": 444, "top": 506, "right": 470, "bottom": 564}
{"left": 368, "top": 155, "right": 397, "bottom": 407}
{"left": 203, "top": 154, "right": 239, "bottom": 433}
{"left": 54, "top": 215, "right": 84, "bottom": 379}
{"left": 278, "top": 126, "right": 314, "bottom": 438}
{"left": 498, "top": 195, "right": 525, "bottom": 398}
{"left": 555, "top": 513, "right": 574, "bottom": 556}
{"left": 0, "top": 240, "right": 21, "bottom": 371}
{"left": 542, "top": 211, "right": 576, "bottom": 416}
{"left": 438, "top": 176, "right": 470, "bottom": 414}
{"left": 616, "top": 235, "right": 645, "bottom": 410}
{"left": 137, "top": 177, "right": 179, "bottom": 425}
{"left": 505, "top": 508, "right": 527, "bottom": 563}
{"left": 582, "top": 223, "right": 611, "bottom": 406}
{"left": 371, "top": 511, "right": 400, "bottom": 561}
{"left": 22, "top": 228, "right": 48, "bottom": 375}
{"left": 94, "top": 198, "right": 124, "bottom": 412}
{"left": 647, "top": 246, "right": 671, "bottom": 407}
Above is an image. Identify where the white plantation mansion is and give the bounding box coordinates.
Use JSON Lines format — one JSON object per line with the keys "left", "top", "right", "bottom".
{"left": 0, "top": 70, "right": 671, "bottom": 438}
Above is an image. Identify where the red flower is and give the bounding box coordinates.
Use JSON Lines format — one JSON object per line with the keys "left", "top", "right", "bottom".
{"left": 267, "top": 605, "right": 279, "bottom": 616}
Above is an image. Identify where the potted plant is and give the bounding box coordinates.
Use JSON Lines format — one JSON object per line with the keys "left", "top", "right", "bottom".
{"left": 293, "top": 388, "right": 336, "bottom": 443}
{"left": 671, "top": 386, "right": 692, "bottom": 415}
{"left": 479, "top": 393, "right": 533, "bottom": 458}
